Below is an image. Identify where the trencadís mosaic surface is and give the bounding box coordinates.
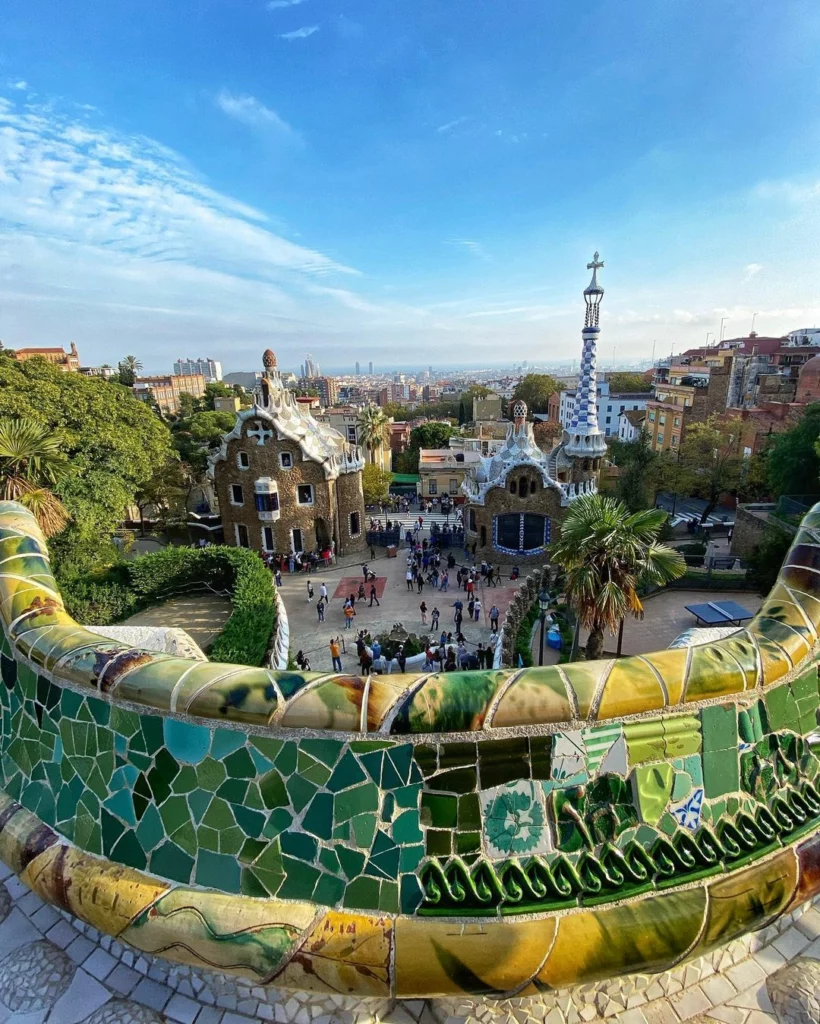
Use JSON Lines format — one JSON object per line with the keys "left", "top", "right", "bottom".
{"left": 2, "top": 499, "right": 820, "bottom": 998}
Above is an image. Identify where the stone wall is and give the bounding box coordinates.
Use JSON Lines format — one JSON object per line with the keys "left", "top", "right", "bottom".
{"left": 731, "top": 504, "right": 797, "bottom": 558}
{"left": 214, "top": 421, "right": 365, "bottom": 556}
{"left": 498, "top": 563, "right": 554, "bottom": 666}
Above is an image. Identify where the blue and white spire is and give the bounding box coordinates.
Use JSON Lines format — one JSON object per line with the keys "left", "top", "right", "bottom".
{"left": 563, "top": 252, "right": 608, "bottom": 459}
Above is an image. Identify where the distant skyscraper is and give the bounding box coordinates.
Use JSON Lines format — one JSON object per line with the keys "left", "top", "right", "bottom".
{"left": 173, "top": 357, "right": 222, "bottom": 382}
{"left": 304, "top": 353, "right": 316, "bottom": 378}
{"left": 356, "top": 361, "right": 361, "bottom": 375}
{"left": 368, "top": 361, "right": 374, "bottom": 374}
{"left": 429, "top": 365, "right": 433, "bottom": 378}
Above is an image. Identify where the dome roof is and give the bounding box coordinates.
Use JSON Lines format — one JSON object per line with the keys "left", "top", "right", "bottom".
{"left": 262, "top": 349, "right": 277, "bottom": 369}
{"left": 797, "top": 354, "right": 820, "bottom": 403}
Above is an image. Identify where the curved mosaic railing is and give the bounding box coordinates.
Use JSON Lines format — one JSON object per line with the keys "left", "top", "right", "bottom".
{"left": 1, "top": 498, "right": 820, "bottom": 998}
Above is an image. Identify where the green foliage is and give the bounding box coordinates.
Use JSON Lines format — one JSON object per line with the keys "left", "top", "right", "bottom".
{"left": 768, "top": 403, "right": 820, "bottom": 499}
{"left": 514, "top": 603, "right": 539, "bottom": 667}
{"left": 358, "top": 405, "right": 389, "bottom": 463}
{"left": 615, "top": 433, "right": 657, "bottom": 511}
{"left": 117, "top": 354, "right": 142, "bottom": 387}
{"left": 551, "top": 493, "right": 686, "bottom": 659}
{"left": 512, "top": 374, "right": 563, "bottom": 414}
{"left": 362, "top": 463, "right": 393, "bottom": 505}
{"left": 0, "top": 354, "right": 172, "bottom": 570}
{"left": 678, "top": 415, "right": 744, "bottom": 522}
{"left": 747, "top": 525, "right": 794, "bottom": 596}
{"left": 605, "top": 372, "right": 651, "bottom": 393}
{"left": 171, "top": 410, "right": 235, "bottom": 475}
{"left": 396, "top": 422, "right": 456, "bottom": 473}
{"left": 60, "top": 545, "right": 276, "bottom": 666}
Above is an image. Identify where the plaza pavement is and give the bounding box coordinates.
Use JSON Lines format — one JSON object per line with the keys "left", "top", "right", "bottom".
{"left": 276, "top": 534, "right": 522, "bottom": 672}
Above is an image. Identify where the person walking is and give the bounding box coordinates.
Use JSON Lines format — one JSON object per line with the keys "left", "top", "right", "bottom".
{"left": 452, "top": 598, "right": 463, "bottom": 621}
{"left": 369, "top": 583, "right": 380, "bottom": 607}
{"left": 370, "top": 543, "right": 376, "bottom": 560}
{"left": 489, "top": 605, "right": 500, "bottom": 633}
{"left": 274, "top": 568, "right": 282, "bottom": 587}
{"left": 329, "top": 638, "right": 342, "bottom": 672}
{"left": 344, "top": 603, "right": 356, "bottom": 630}
{"left": 454, "top": 610, "right": 463, "bottom": 633}
{"left": 431, "top": 606, "right": 440, "bottom": 631}
{"left": 317, "top": 600, "right": 325, "bottom": 622}
{"left": 440, "top": 571, "right": 449, "bottom": 593}
{"left": 473, "top": 596, "right": 481, "bottom": 621}
{"left": 417, "top": 574, "right": 424, "bottom": 594}
{"left": 396, "top": 645, "right": 407, "bottom": 673}
{"left": 467, "top": 597, "right": 475, "bottom": 621}
{"left": 406, "top": 567, "right": 414, "bottom": 591}
{"left": 420, "top": 600, "right": 428, "bottom": 625}
{"left": 362, "top": 563, "right": 369, "bottom": 581}
{"left": 306, "top": 580, "right": 314, "bottom": 602}
{"left": 319, "top": 582, "right": 328, "bottom": 604}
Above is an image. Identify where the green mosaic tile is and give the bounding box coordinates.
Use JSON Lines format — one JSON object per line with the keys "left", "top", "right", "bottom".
{"left": 365, "top": 830, "right": 400, "bottom": 880}
{"left": 704, "top": 749, "right": 739, "bottom": 798}
{"left": 197, "top": 825, "right": 220, "bottom": 852}
{"left": 381, "top": 793, "right": 394, "bottom": 823}
{"left": 150, "top": 841, "right": 194, "bottom": 883}
{"left": 262, "top": 808, "right": 293, "bottom": 838}
{"left": 172, "top": 765, "right": 197, "bottom": 794}
{"left": 297, "top": 750, "right": 332, "bottom": 786}
{"left": 395, "top": 783, "right": 422, "bottom": 809}
{"left": 421, "top": 793, "right": 457, "bottom": 828}
{"left": 245, "top": 781, "right": 264, "bottom": 810}
{"left": 249, "top": 746, "right": 274, "bottom": 774}
{"left": 335, "top": 782, "right": 378, "bottom": 823}
{"left": 456, "top": 831, "right": 481, "bottom": 855}
{"left": 701, "top": 705, "right": 738, "bottom": 752}
{"left": 336, "top": 845, "right": 366, "bottom": 879}
{"left": 426, "top": 829, "right": 452, "bottom": 856}
{"left": 279, "top": 857, "right": 320, "bottom": 900}
{"left": 202, "top": 797, "right": 235, "bottom": 830}
{"left": 163, "top": 719, "right": 210, "bottom": 765}
{"left": 188, "top": 789, "right": 211, "bottom": 823}
{"left": 478, "top": 737, "right": 528, "bottom": 788}
{"left": 319, "top": 847, "right": 340, "bottom": 873}
{"left": 249, "top": 736, "right": 284, "bottom": 762}
{"left": 217, "top": 778, "right": 249, "bottom": 804}
{"left": 379, "top": 881, "right": 399, "bottom": 914}
{"left": 286, "top": 773, "right": 316, "bottom": 813}
{"left": 259, "top": 769, "right": 288, "bottom": 809}
{"left": 232, "top": 805, "right": 266, "bottom": 839}
{"left": 352, "top": 812, "right": 378, "bottom": 849}
{"left": 765, "top": 685, "right": 801, "bottom": 733}
{"left": 274, "top": 742, "right": 297, "bottom": 776}
{"left": 146, "top": 767, "right": 171, "bottom": 804}
{"left": 104, "top": 790, "right": 136, "bottom": 826}
{"left": 658, "top": 812, "right": 677, "bottom": 836}
{"left": 302, "top": 793, "right": 334, "bottom": 840}
{"left": 196, "top": 850, "right": 240, "bottom": 892}
{"left": 159, "top": 795, "right": 192, "bottom": 834}
{"left": 110, "top": 706, "right": 140, "bottom": 737}
{"left": 110, "top": 830, "right": 146, "bottom": 870}
{"left": 224, "top": 746, "right": 256, "bottom": 779}
{"left": 281, "top": 830, "right": 318, "bottom": 861}
{"left": 458, "top": 793, "right": 481, "bottom": 830}
{"left": 101, "top": 808, "right": 125, "bottom": 855}
{"left": 141, "top": 716, "right": 164, "bottom": 756}
{"left": 219, "top": 825, "right": 245, "bottom": 855}
{"left": 195, "top": 757, "right": 227, "bottom": 792}
{"left": 393, "top": 809, "right": 423, "bottom": 844}
{"left": 342, "top": 875, "right": 380, "bottom": 910}
{"left": 426, "top": 767, "right": 477, "bottom": 793}
{"left": 172, "top": 821, "right": 198, "bottom": 855}
{"left": 136, "top": 803, "right": 165, "bottom": 852}
{"left": 412, "top": 744, "right": 437, "bottom": 777}
{"left": 240, "top": 869, "right": 269, "bottom": 897}
{"left": 400, "top": 844, "right": 424, "bottom": 872}
{"left": 314, "top": 872, "right": 345, "bottom": 906}
{"left": 239, "top": 838, "right": 267, "bottom": 864}
{"left": 326, "top": 750, "right": 366, "bottom": 793}
{"left": 300, "top": 738, "right": 344, "bottom": 767}
{"left": 210, "top": 729, "right": 246, "bottom": 760}
{"left": 672, "top": 771, "right": 692, "bottom": 801}
{"left": 400, "top": 874, "right": 424, "bottom": 913}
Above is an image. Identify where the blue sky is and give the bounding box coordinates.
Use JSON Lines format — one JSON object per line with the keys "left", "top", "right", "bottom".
{"left": 1, "top": 0, "right": 819, "bottom": 373}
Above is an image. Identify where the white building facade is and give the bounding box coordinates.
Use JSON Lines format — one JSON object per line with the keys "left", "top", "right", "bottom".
{"left": 558, "top": 380, "right": 651, "bottom": 438}
{"left": 173, "top": 357, "right": 223, "bottom": 382}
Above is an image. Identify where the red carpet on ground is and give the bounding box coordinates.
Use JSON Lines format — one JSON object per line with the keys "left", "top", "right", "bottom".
{"left": 332, "top": 576, "right": 387, "bottom": 600}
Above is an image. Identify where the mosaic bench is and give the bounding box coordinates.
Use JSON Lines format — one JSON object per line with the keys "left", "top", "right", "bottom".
{"left": 1, "top": 499, "right": 820, "bottom": 1001}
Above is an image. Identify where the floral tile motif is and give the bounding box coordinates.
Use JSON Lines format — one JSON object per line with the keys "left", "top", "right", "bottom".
{"left": 671, "top": 786, "right": 704, "bottom": 830}
{"left": 480, "top": 780, "right": 552, "bottom": 858}
{"left": 550, "top": 730, "right": 586, "bottom": 786}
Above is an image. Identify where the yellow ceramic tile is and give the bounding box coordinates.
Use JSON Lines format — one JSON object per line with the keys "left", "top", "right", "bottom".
{"left": 278, "top": 677, "right": 364, "bottom": 731}
{"left": 395, "top": 916, "right": 555, "bottom": 997}
{"left": 560, "top": 661, "right": 609, "bottom": 719}
{"left": 716, "top": 633, "right": 760, "bottom": 690}
{"left": 752, "top": 615, "right": 811, "bottom": 666}
{"left": 0, "top": 795, "right": 53, "bottom": 875}
{"left": 764, "top": 584, "right": 817, "bottom": 642}
{"left": 784, "top": 583, "right": 820, "bottom": 635}
{"left": 122, "top": 888, "right": 316, "bottom": 982}
{"left": 623, "top": 720, "right": 665, "bottom": 766}
{"left": 366, "top": 676, "right": 411, "bottom": 731}
{"left": 596, "top": 658, "right": 665, "bottom": 721}
{"left": 491, "top": 669, "right": 574, "bottom": 728}
{"left": 536, "top": 889, "right": 707, "bottom": 988}
{"left": 637, "top": 648, "right": 691, "bottom": 706}
{"left": 683, "top": 644, "right": 747, "bottom": 702}
{"left": 689, "top": 849, "right": 798, "bottom": 958}
{"left": 273, "top": 910, "right": 392, "bottom": 996}
{"left": 662, "top": 714, "right": 701, "bottom": 757}
{"left": 22, "top": 843, "right": 169, "bottom": 937}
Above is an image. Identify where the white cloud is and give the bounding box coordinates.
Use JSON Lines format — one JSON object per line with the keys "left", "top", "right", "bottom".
{"left": 214, "top": 89, "right": 296, "bottom": 138}
{"left": 753, "top": 177, "right": 820, "bottom": 204}
{"left": 267, "top": 0, "right": 308, "bottom": 7}
{"left": 7, "top": 81, "right": 28, "bottom": 91}
{"left": 436, "top": 117, "right": 467, "bottom": 134}
{"left": 743, "top": 262, "right": 763, "bottom": 282}
{"left": 279, "top": 25, "right": 320, "bottom": 39}
{"left": 447, "top": 238, "right": 490, "bottom": 261}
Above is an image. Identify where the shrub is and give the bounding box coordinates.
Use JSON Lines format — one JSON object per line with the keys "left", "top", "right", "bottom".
{"left": 59, "top": 546, "right": 276, "bottom": 667}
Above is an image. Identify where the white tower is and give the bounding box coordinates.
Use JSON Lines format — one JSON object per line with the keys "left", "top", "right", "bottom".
{"left": 563, "top": 253, "right": 608, "bottom": 459}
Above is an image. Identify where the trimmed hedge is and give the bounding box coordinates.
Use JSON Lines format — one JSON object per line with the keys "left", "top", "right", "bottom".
{"left": 59, "top": 547, "right": 276, "bottom": 667}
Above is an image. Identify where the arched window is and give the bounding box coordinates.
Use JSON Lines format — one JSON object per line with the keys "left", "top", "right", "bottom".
{"left": 494, "top": 513, "right": 550, "bottom": 553}
{"left": 509, "top": 480, "right": 517, "bottom": 495}
{"left": 519, "top": 477, "right": 529, "bottom": 496}
{"left": 480, "top": 525, "right": 487, "bottom": 547}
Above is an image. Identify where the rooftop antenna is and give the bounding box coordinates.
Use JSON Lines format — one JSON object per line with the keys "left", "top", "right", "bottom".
{"left": 720, "top": 316, "right": 728, "bottom": 342}
{"left": 651, "top": 339, "right": 656, "bottom": 364}
{"left": 750, "top": 312, "right": 758, "bottom": 335}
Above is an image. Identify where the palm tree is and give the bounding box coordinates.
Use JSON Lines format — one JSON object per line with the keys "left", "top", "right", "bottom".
{"left": 118, "top": 355, "right": 143, "bottom": 386}
{"left": 550, "top": 493, "right": 686, "bottom": 660}
{"left": 357, "top": 405, "right": 389, "bottom": 465}
{"left": 0, "top": 418, "right": 71, "bottom": 536}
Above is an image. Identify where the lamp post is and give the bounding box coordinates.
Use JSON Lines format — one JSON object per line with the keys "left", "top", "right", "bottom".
{"left": 538, "top": 586, "right": 551, "bottom": 666}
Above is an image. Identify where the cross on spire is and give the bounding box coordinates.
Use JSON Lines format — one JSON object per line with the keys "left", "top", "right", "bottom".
{"left": 587, "top": 251, "right": 604, "bottom": 272}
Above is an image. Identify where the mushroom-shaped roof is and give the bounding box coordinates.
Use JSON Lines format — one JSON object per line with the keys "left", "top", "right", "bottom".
{"left": 513, "top": 399, "right": 528, "bottom": 419}
{"left": 797, "top": 354, "right": 820, "bottom": 403}
{"left": 262, "top": 348, "right": 277, "bottom": 369}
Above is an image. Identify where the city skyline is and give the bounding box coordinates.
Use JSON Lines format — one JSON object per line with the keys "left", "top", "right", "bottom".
{"left": 1, "top": 1, "right": 819, "bottom": 369}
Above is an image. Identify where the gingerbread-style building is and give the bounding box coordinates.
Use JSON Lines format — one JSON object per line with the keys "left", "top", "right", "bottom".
{"left": 209, "top": 349, "right": 366, "bottom": 557}
{"left": 461, "top": 255, "right": 607, "bottom": 562}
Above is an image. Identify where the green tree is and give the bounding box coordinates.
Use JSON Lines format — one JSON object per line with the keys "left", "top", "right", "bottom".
{"left": 117, "top": 354, "right": 143, "bottom": 387}
{"left": 768, "top": 403, "right": 820, "bottom": 499}
{"left": 678, "top": 415, "right": 744, "bottom": 523}
{"left": 747, "top": 524, "right": 794, "bottom": 595}
{"left": 357, "top": 405, "right": 389, "bottom": 464}
{"left": 512, "top": 374, "right": 563, "bottom": 414}
{"left": 615, "top": 432, "right": 657, "bottom": 511}
{"left": 0, "top": 418, "right": 71, "bottom": 536}
{"left": 362, "top": 463, "right": 393, "bottom": 505}
{"left": 171, "top": 410, "right": 235, "bottom": 475}
{"left": 606, "top": 372, "right": 651, "bottom": 393}
{"left": 134, "top": 458, "right": 188, "bottom": 534}
{"left": 550, "top": 493, "right": 685, "bottom": 660}
{"left": 0, "top": 354, "right": 172, "bottom": 570}
{"left": 394, "top": 422, "right": 455, "bottom": 474}
{"left": 380, "top": 401, "right": 407, "bottom": 421}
